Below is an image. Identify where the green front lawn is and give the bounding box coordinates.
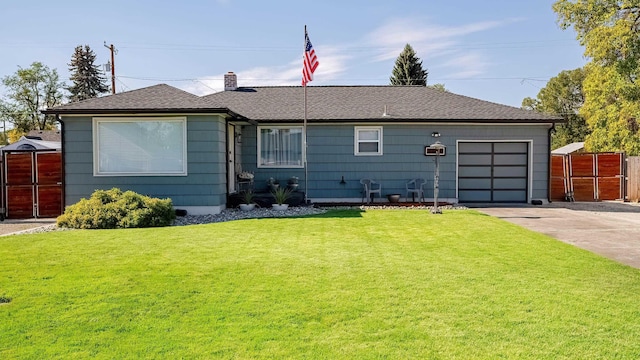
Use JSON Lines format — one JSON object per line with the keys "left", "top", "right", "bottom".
{"left": 2, "top": 209, "right": 640, "bottom": 359}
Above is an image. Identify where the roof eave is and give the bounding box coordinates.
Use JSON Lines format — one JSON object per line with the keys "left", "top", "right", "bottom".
{"left": 41, "top": 107, "right": 242, "bottom": 118}
{"left": 251, "top": 117, "right": 562, "bottom": 124}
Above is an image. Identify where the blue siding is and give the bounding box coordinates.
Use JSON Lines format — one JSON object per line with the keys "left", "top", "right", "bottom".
{"left": 62, "top": 115, "right": 227, "bottom": 207}
{"left": 63, "top": 116, "right": 550, "bottom": 207}
{"left": 239, "top": 123, "right": 550, "bottom": 201}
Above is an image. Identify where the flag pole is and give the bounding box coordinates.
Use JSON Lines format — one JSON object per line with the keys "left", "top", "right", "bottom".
{"left": 303, "top": 25, "right": 309, "bottom": 204}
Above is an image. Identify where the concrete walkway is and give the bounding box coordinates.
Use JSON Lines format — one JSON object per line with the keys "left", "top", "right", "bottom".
{"left": 0, "top": 218, "right": 57, "bottom": 236}
{"left": 472, "top": 202, "right": 640, "bottom": 269}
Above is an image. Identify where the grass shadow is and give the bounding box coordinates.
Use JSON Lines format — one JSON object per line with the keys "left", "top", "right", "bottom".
{"left": 279, "top": 209, "right": 365, "bottom": 220}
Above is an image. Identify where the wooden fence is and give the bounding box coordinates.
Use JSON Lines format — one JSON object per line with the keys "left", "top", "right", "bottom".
{"left": 551, "top": 152, "right": 625, "bottom": 201}
{"left": 628, "top": 156, "right": 640, "bottom": 202}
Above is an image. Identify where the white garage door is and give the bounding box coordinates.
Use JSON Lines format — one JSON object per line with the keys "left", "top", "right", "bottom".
{"left": 458, "top": 142, "right": 529, "bottom": 203}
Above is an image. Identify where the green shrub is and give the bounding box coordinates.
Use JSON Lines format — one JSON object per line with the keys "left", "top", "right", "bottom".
{"left": 57, "top": 188, "right": 176, "bottom": 229}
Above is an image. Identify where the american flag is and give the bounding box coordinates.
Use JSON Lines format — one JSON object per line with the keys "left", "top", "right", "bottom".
{"left": 302, "top": 30, "right": 319, "bottom": 86}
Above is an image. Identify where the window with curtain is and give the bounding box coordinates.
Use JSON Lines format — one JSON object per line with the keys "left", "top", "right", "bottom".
{"left": 93, "top": 117, "right": 187, "bottom": 176}
{"left": 354, "top": 126, "right": 383, "bottom": 155}
{"left": 258, "top": 126, "right": 303, "bottom": 168}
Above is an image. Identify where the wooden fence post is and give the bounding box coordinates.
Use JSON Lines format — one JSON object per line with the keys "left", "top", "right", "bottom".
{"left": 628, "top": 157, "right": 640, "bottom": 202}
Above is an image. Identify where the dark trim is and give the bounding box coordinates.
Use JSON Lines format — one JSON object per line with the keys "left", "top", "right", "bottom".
{"left": 253, "top": 118, "right": 560, "bottom": 124}
{"left": 547, "top": 123, "right": 555, "bottom": 203}
{"left": 225, "top": 119, "right": 231, "bottom": 199}
{"left": 42, "top": 108, "right": 258, "bottom": 125}
{"left": 57, "top": 115, "right": 66, "bottom": 211}
{"left": 41, "top": 107, "right": 242, "bottom": 117}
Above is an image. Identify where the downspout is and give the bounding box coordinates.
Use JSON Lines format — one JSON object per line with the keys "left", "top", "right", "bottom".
{"left": 547, "top": 123, "right": 555, "bottom": 203}
{"left": 56, "top": 114, "right": 66, "bottom": 212}
{"left": 225, "top": 116, "right": 231, "bottom": 199}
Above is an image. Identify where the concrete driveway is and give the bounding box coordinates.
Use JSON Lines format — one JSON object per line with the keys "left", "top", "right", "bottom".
{"left": 472, "top": 202, "right": 640, "bottom": 269}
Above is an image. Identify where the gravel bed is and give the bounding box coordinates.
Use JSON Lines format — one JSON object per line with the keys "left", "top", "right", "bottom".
{"left": 172, "top": 206, "right": 328, "bottom": 226}
{"left": 12, "top": 204, "right": 467, "bottom": 234}
{"left": 173, "top": 204, "right": 466, "bottom": 226}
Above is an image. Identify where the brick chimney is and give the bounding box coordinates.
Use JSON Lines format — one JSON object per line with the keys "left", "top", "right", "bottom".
{"left": 224, "top": 71, "right": 237, "bottom": 91}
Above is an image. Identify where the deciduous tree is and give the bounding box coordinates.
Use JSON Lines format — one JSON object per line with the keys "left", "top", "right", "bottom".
{"left": 0, "top": 62, "right": 65, "bottom": 132}
{"left": 554, "top": 0, "right": 640, "bottom": 155}
{"left": 521, "top": 68, "right": 589, "bottom": 149}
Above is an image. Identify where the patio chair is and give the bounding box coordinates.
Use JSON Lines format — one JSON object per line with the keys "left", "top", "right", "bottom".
{"left": 360, "top": 179, "right": 382, "bottom": 203}
{"left": 406, "top": 178, "right": 427, "bottom": 203}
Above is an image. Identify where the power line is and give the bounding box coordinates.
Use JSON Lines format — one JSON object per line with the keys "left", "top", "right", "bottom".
{"left": 0, "top": 38, "right": 578, "bottom": 53}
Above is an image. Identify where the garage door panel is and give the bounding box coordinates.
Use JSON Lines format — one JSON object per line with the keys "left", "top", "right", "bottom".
{"left": 459, "top": 154, "right": 492, "bottom": 165}
{"left": 494, "top": 142, "right": 528, "bottom": 153}
{"left": 458, "top": 142, "right": 492, "bottom": 152}
{"left": 458, "top": 190, "right": 492, "bottom": 202}
{"left": 494, "top": 166, "right": 527, "bottom": 177}
{"left": 493, "top": 178, "right": 527, "bottom": 189}
{"left": 494, "top": 154, "right": 528, "bottom": 165}
{"left": 459, "top": 178, "right": 491, "bottom": 189}
{"left": 493, "top": 190, "right": 528, "bottom": 202}
{"left": 458, "top": 166, "right": 492, "bottom": 177}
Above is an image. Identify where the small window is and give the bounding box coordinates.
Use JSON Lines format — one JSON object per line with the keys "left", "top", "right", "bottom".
{"left": 258, "top": 126, "right": 304, "bottom": 168}
{"left": 93, "top": 117, "right": 187, "bottom": 176}
{"left": 354, "top": 126, "right": 383, "bottom": 156}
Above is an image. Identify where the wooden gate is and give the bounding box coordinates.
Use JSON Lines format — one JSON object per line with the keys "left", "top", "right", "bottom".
{"left": 550, "top": 152, "right": 625, "bottom": 201}
{"left": 3, "top": 150, "right": 62, "bottom": 219}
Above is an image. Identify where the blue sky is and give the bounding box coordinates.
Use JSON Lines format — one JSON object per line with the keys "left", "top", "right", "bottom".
{"left": 0, "top": 0, "right": 586, "bottom": 107}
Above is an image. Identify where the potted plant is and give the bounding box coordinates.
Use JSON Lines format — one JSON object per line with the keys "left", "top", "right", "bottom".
{"left": 271, "top": 187, "right": 292, "bottom": 210}
{"left": 287, "top": 176, "right": 299, "bottom": 191}
{"left": 267, "top": 177, "right": 280, "bottom": 192}
{"left": 239, "top": 190, "right": 256, "bottom": 211}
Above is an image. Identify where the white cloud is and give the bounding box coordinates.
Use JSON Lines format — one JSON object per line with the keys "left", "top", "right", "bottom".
{"left": 183, "top": 46, "right": 351, "bottom": 95}
{"left": 366, "top": 17, "right": 522, "bottom": 78}
{"left": 438, "top": 53, "right": 490, "bottom": 79}
{"left": 181, "top": 16, "right": 521, "bottom": 94}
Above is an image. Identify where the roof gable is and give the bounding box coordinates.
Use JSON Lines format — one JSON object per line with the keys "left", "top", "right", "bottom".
{"left": 43, "top": 84, "right": 222, "bottom": 114}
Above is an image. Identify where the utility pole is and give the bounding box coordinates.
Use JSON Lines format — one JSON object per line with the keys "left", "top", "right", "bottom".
{"left": 104, "top": 42, "right": 117, "bottom": 94}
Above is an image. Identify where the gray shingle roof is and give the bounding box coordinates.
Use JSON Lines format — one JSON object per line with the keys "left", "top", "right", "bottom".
{"left": 42, "top": 84, "right": 226, "bottom": 114}
{"left": 204, "top": 85, "right": 558, "bottom": 123}
{"left": 45, "top": 84, "right": 560, "bottom": 123}
{"left": 26, "top": 130, "right": 61, "bottom": 142}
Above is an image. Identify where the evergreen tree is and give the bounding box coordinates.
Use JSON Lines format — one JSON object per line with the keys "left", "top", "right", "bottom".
{"left": 389, "top": 44, "right": 428, "bottom": 86}
{"left": 67, "top": 45, "right": 109, "bottom": 102}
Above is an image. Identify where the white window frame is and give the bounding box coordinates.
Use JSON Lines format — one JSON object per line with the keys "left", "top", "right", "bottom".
{"left": 257, "top": 125, "right": 305, "bottom": 168}
{"left": 354, "top": 126, "right": 383, "bottom": 156}
{"left": 93, "top": 117, "right": 188, "bottom": 176}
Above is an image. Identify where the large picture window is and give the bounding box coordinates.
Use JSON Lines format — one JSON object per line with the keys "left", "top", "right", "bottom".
{"left": 93, "top": 117, "right": 187, "bottom": 176}
{"left": 258, "top": 126, "right": 303, "bottom": 168}
{"left": 355, "top": 126, "right": 383, "bottom": 155}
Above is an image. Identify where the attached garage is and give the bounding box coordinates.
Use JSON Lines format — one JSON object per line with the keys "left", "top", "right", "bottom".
{"left": 457, "top": 141, "right": 530, "bottom": 203}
